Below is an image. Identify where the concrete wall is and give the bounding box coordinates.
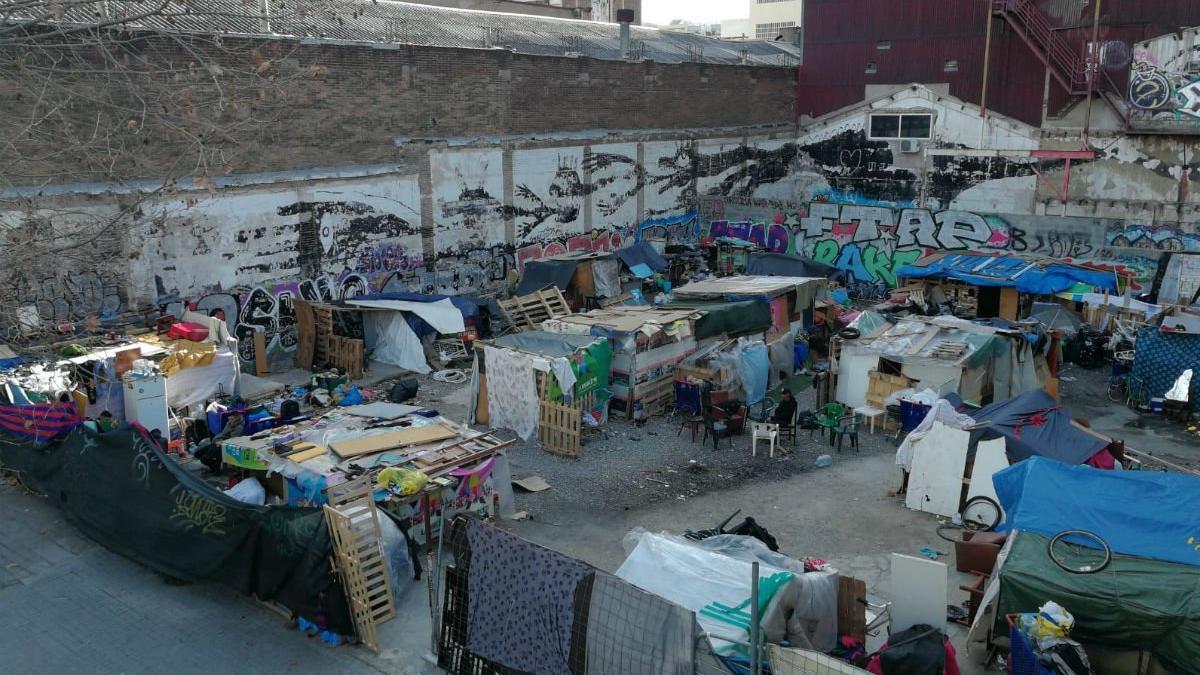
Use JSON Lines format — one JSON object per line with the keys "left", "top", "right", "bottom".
{"left": 0, "top": 128, "right": 799, "bottom": 365}
{"left": 700, "top": 86, "right": 1200, "bottom": 293}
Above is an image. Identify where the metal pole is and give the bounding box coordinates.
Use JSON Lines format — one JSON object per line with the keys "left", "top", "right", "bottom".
{"left": 749, "top": 562, "right": 761, "bottom": 675}
{"left": 980, "top": 2, "right": 995, "bottom": 117}
{"left": 1082, "top": 0, "right": 1104, "bottom": 139}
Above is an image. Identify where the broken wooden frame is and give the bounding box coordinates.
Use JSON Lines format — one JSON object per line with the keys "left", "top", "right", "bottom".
{"left": 324, "top": 475, "right": 397, "bottom": 654}
{"left": 497, "top": 287, "right": 572, "bottom": 332}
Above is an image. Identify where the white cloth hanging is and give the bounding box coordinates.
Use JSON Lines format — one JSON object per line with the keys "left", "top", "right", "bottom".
{"left": 483, "top": 346, "right": 540, "bottom": 440}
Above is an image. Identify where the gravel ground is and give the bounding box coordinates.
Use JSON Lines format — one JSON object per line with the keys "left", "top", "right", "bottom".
{"left": 499, "top": 384, "right": 901, "bottom": 516}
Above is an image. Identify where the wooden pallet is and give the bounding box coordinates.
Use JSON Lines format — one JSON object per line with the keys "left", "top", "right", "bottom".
{"left": 294, "top": 300, "right": 316, "bottom": 370}
{"left": 498, "top": 287, "right": 571, "bottom": 332}
{"left": 330, "top": 335, "right": 365, "bottom": 379}
{"left": 632, "top": 374, "right": 676, "bottom": 419}
{"left": 313, "top": 304, "right": 334, "bottom": 366}
{"left": 536, "top": 371, "right": 594, "bottom": 457}
{"left": 409, "top": 431, "right": 515, "bottom": 477}
{"left": 323, "top": 475, "right": 396, "bottom": 654}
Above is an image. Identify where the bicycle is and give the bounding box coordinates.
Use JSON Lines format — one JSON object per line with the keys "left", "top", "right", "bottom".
{"left": 1124, "top": 373, "right": 1150, "bottom": 412}
{"left": 936, "top": 495, "right": 1003, "bottom": 543}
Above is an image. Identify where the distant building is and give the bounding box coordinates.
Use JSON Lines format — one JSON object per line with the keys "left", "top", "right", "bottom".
{"left": 662, "top": 19, "right": 720, "bottom": 37}
{"left": 749, "top": 0, "right": 802, "bottom": 41}
{"left": 403, "top": 0, "right": 642, "bottom": 23}
{"left": 720, "top": 18, "right": 751, "bottom": 40}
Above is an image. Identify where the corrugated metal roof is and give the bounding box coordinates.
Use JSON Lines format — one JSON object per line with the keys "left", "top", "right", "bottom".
{"left": 8, "top": 0, "right": 800, "bottom": 67}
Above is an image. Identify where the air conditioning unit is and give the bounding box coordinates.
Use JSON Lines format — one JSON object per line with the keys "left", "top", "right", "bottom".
{"left": 900, "top": 139, "right": 924, "bottom": 154}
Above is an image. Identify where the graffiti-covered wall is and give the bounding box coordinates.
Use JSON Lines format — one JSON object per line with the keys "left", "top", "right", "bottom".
{"left": 700, "top": 84, "right": 1200, "bottom": 292}
{"left": 1, "top": 128, "right": 801, "bottom": 365}
{"left": 1127, "top": 28, "right": 1200, "bottom": 132}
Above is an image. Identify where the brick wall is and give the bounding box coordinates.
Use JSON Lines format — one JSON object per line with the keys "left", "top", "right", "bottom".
{"left": 0, "top": 34, "right": 796, "bottom": 185}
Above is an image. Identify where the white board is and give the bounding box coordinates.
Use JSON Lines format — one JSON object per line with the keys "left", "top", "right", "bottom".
{"left": 905, "top": 421, "right": 969, "bottom": 517}
{"left": 966, "top": 438, "right": 1009, "bottom": 523}
{"left": 890, "top": 553, "right": 948, "bottom": 634}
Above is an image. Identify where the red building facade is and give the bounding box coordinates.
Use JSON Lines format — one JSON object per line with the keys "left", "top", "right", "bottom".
{"left": 797, "top": 0, "right": 1198, "bottom": 126}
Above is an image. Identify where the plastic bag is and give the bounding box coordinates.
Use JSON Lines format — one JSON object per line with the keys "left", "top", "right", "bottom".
{"left": 376, "top": 467, "right": 428, "bottom": 496}
{"left": 1025, "top": 601, "right": 1074, "bottom": 639}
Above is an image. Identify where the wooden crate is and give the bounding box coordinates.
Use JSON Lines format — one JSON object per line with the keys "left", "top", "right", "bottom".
{"left": 329, "top": 336, "right": 365, "bottom": 380}
{"left": 866, "top": 371, "right": 910, "bottom": 409}
{"left": 498, "top": 287, "right": 571, "bottom": 332}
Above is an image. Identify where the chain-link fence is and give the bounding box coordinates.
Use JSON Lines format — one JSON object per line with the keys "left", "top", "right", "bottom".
{"left": 10, "top": 0, "right": 800, "bottom": 67}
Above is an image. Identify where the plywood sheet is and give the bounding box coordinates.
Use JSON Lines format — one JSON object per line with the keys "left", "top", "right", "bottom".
{"left": 905, "top": 421, "right": 969, "bottom": 517}
{"left": 329, "top": 423, "right": 459, "bottom": 458}
{"left": 966, "top": 438, "right": 1008, "bottom": 523}
{"left": 890, "top": 553, "right": 948, "bottom": 634}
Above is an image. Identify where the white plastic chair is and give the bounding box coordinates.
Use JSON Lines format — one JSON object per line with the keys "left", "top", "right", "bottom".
{"left": 751, "top": 422, "right": 778, "bottom": 458}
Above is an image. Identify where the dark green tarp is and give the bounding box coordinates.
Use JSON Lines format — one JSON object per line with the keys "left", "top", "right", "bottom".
{"left": 663, "top": 299, "right": 773, "bottom": 340}
{"left": 995, "top": 532, "right": 1200, "bottom": 671}
{"left": 0, "top": 425, "right": 353, "bottom": 635}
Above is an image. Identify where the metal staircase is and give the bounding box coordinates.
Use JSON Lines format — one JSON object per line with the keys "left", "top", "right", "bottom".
{"left": 991, "top": 0, "right": 1130, "bottom": 127}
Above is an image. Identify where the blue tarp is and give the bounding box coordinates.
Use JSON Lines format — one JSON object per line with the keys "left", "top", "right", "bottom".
{"left": 994, "top": 456, "right": 1200, "bottom": 567}
{"left": 616, "top": 241, "right": 667, "bottom": 273}
{"left": 739, "top": 342, "right": 769, "bottom": 405}
{"left": 896, "top": 254, "right": 1118, "bottom": 294}
{"left": 515, "top": 258, "right": 579, "bottom": 296}
{"left": 968, "top": 389, "right": 1107, "bottom": 465}
{"left": 1130, "top": 327, "right": 1200, "bottom": 404}
{"left": 351, "top": 292, "right": 491, "bottom": 338}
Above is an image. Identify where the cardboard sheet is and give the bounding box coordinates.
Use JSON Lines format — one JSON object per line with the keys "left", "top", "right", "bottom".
{"left": 329, "top": 423, "right": 459, "bottom": 458}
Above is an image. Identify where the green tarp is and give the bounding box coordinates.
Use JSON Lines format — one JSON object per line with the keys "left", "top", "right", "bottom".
{"left": 546, "top": 338, "right": 613, "bottom": 402}
{"left": 0, "top": 425, "right": 354, "bottom": 635}
{"left": 996, "top": 532, "right": 1200, "bottom": 671}
{"left": 663, "top": 299, "right": 773, "bottom": 340}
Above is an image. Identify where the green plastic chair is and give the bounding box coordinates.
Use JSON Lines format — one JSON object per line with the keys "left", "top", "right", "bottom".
{"left": 812, "top": 402, "right": 846, "bottom": 439}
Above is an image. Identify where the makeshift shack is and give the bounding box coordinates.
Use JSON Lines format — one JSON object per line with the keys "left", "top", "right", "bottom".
{"left": 1130, "top": 321, "right": 1200, "bottom": 412}
{"left": 746, "top": 252, "right": 840, "bottom": 281}
{"left": 973, "top": 458, "right": 1200, "bottom": 672}
{"left": 516, "top": 251, "right": 623, "bottom": 307}
{"left": 897, "top": 252, "right": 1119, "bottom": 321}
{"left": 545, "top": 307, "right": 699, "bottom": 420}
{"left": 472, "top": 331, "right": 612, "bottom": 456}
{"left": 341, "top": 296, "right": 467, "bottom": 374}
{"left": 898, "top": 389, "right": 1116, "bottom": 519}
{"left": 835, "top": 313, "right": 1045, "bottom": 411}
{"left": 672, "top": 275, "right": 827, "bottom": 336}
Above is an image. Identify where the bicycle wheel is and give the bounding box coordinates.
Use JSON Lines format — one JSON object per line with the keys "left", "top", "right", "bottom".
{"left": 961, "top": 495, "right": 1002, "bottom": 531}
{"left": 1107, "top": 377, "right": 1126, "bottom": 403}
{"left": 1048, "top": 529, "right": 1112, "bottom": 574}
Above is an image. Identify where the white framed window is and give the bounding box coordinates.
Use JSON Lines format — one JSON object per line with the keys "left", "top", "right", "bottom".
{"left": 868, "top": 113, "right": 933, "bottom": 140}
{"left": 755, "top": 21, "right": 795, "bottom": 40}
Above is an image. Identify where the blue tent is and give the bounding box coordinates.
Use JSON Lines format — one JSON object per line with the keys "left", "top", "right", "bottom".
{"left": 994, "top": 456, "right": 1200, "bottom": 567}
{"left": 897, "top": 253, "right": 1118, "bottom": 295}
{"left": 968, "top": 389, "right": 1108, "bottom": 465}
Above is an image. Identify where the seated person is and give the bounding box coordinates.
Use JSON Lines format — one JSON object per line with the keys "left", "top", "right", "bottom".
{"left": 772, "top": 389, "right": 798, "bottom": 426}
{"left": 193, "top": 413, "right": 245, "bottom": 474}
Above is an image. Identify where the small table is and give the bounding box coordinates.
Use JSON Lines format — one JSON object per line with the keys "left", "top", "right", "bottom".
{"left": 853, "top": 405, "right": 886, "bottom": 434}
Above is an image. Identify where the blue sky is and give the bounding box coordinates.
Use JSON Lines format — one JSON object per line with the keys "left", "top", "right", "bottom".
{"left": 642, "top": 0, "right": 747, "bottom": 25}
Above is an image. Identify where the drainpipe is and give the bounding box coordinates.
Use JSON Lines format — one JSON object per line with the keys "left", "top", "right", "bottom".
{"left": 1082, "top": 0, "right": 1103, "bottom": 143}
{"left": 617, "top": 8, "right": 635, "bottom": 60}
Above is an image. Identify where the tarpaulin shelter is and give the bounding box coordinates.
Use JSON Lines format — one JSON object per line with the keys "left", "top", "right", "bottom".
{"left": 472, "top": 331, "right": 612, "bottom": 456}
{"left": 987, "top": 458, "right": 1200, "bottom": 670}
{"left": 662, "top": 299, "right": 773, "bottom": 340}
{"left": 1130, "top": 326, "right": 1200, "bottom": 404}
{"left": 615, "top": 241, "right": 668, "bottom": 275}
{"left": 836, "top": 313, "right": 1044, "bottom": 410}
{"left": 897, "top": 253, "right": 1119, "bottom": 295}
{"left": 746, "top": 252, "right": 840, "bottom": 281}
{"left": 516, "top": 251, "right": 622, "bottom": 302}
{"left": 0, "top": 413, "right": 353, "bottom": 636}
{"left": 342, "top": 296, "right": 466, "bottom": 374}
{"left": 1026, "top": 301, "right": 1084, "bottom": 338}
{"left": 546, "top": 307, "right": 697, "bottom": 420}
{"left": 968, "top": 389, "right": 1110, "bottom": 465}
{"left": 673, "top": 276, "right": 827, "bottom": 335}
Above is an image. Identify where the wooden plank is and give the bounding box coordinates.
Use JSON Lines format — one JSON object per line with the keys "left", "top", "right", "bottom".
{"left": 294, "top": 299, "right": 316, "bottom": 370}
{"left": 836, "top": 576, "right": 868, "bottom": 643}
{"left": 253, "top": 331, "right": 268, "bottom": 376}
{"left": 999, "top": 287, "right": 1020, "bottom": 321}
{"left": 329, "top": 423, "right": 459, "bottom": 458}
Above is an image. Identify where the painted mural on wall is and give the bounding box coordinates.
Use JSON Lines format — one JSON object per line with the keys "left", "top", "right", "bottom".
{"left": 430, "top": 148, "right": 506, "bottom": 254}
{"left": 510, "top": 147, "right": 586, "bottom": 244}
{"left": 705, "top": 198, "right": 1170, "bottom": 292}
{"left": 1127, "top": 31, "right": 1200, "bottom": 124}
{"left": 586, "top": 143, "right": 643, "bottom": 234}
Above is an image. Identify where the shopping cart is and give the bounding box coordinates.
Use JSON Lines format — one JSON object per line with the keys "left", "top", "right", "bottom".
{"left": 1005, "top": 614, "right": 1054, "bottom": 675}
